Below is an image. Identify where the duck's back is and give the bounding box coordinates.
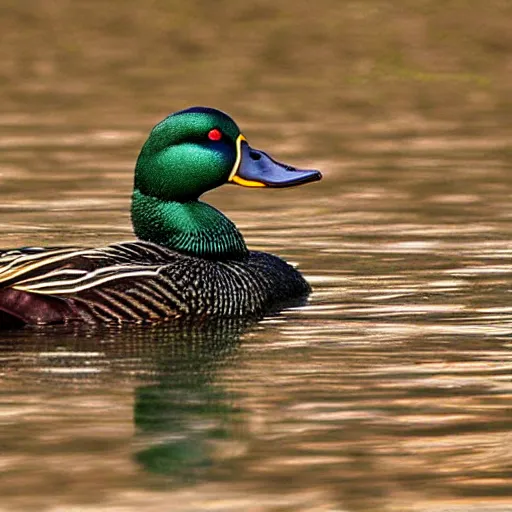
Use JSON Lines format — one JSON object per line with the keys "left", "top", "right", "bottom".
{"left": 0, "top": 241, "right": 310, "bottom": 327}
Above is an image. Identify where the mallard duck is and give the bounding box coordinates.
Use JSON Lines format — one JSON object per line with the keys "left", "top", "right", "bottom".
{"left": 0, "top": 107, "right": 321, "bottom": 327}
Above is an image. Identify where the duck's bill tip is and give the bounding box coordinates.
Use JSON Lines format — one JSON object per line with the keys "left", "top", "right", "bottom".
{"left": 264, "top": 168, "right": 322, "bottom": 188}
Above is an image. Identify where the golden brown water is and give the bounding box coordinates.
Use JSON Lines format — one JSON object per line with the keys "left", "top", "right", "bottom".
{"left": 0, "top": 1, "right": 511, "bottom": 511}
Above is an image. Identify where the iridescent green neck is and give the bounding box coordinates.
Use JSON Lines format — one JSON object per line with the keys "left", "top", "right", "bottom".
{"left": 131, "top": 190, "right": 248, "bottom": 261}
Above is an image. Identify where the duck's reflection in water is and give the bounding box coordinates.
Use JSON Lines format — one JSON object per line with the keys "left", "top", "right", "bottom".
{"left": 0, "top": 317, "right": 254, "bottom": 483}
{"left": 131, "top": 318, "right": 250, "bottom": 480}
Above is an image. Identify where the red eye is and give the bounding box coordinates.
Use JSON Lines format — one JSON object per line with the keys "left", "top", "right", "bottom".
{"left": 208, "top": 128, "right": 222, "bottom": 141}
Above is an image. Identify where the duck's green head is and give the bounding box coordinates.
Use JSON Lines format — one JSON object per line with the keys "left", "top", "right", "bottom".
{"left": 134, "top": 106, "right": 321, "bottom": 202}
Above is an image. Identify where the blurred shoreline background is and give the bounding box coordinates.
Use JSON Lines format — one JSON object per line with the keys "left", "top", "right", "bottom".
{"left": 1, "top": 0, "right": 510, "bottom": 124}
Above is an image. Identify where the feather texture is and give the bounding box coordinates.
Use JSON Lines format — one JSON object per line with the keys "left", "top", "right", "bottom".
{"left": 0, "top": 241, "right": 310, "bottom": 327}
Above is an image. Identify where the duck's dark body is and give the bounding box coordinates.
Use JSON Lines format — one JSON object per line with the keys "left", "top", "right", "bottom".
{"left": 0, "top": 241, "right": 310, "bottom": 328}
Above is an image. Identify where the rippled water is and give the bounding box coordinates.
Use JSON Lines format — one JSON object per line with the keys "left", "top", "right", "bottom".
{"left": 1, "top": 2, "right": 512, "bottom": 511}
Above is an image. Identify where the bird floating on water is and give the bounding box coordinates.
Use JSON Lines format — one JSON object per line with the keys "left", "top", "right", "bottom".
{"left": 0, "top": 107, "right": 321, "bottom": 328}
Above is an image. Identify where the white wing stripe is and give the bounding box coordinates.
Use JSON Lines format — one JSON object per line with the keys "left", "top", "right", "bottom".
{"left": 0, "top": 249, "right": 99, "bottom": 283}
{"left": 15, "top": 262, "right": 161, "bottom": 290}
{"left": 15, "top": 268, "right": 89, "bottom": 284}
{"left": 13, "top": 269, "right": 160, "bottom": 294}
